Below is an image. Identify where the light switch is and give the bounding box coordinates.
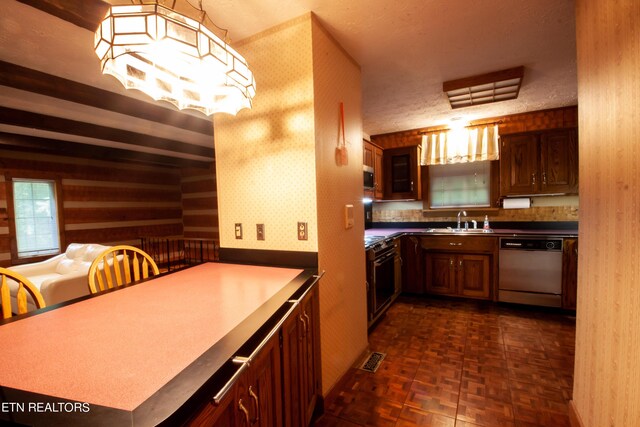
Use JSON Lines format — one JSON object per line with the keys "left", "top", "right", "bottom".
{"left": 257, "top": 224, "right": 265, "bottom": 240}
{"left": 235, "top": 223, "right": 243, "bottom": 239}
{"left": 344, "top": 204, "right": 354, "bottom": 229}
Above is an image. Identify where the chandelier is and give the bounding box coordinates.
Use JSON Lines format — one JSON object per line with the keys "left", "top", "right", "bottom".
{"left": 94, "top": 0, "right": 256, "bottom": 116}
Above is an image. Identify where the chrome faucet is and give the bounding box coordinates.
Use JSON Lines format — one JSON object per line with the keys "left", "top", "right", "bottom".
{"left": 456, "top": 210, "right": 467, "bottom": 230}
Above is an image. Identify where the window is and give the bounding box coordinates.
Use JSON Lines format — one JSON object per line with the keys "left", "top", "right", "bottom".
{"left": 13, "top": 179, "right": 60, "bottom": 258}
{"left": 428, "top": 161, "right": 491, "bottom": 209}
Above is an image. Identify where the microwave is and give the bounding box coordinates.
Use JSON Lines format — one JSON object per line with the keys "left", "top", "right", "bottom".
{"left": 363, "top": 165, "right": 374, "bottom": 190}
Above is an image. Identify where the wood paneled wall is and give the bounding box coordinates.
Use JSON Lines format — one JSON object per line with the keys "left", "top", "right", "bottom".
{"left": 0, "top": 149, "right": 184, "bottom": 266}
{"left": 181, "top": 163, "right": 219, "bottom": 240}
{"left": 370, "top": 106, "right": 577, "bottom": 149}
{"left": 573, "top": 0, "right": 640, "bottom": 426}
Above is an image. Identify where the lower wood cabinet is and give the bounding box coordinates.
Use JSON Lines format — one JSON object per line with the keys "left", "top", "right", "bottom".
{"left": 184, "top": 329, "right": 281, "bottom": 427}
{"left": 401, "top": 236, "right": 424, "bottom": 294}
{"left": 424, "top": 252, "right": 491, "bottom": 298}
{"left": 185, "top": 283, "right": 321, "bottom": 427}
{"left": 282, "top": 286, "right": 321, "bottom": 427}
{"left": 420, "top": 236, "right": 497, "bottom": 300}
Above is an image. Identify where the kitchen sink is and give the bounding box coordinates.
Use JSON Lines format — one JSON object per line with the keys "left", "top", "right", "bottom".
{"left": 425, "top": 227, "right": 494, "bottom": 234}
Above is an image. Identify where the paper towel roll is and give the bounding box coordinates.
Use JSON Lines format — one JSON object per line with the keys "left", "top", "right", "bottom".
{"left": 503, "top": 197, "right": 531, "bottom": 209}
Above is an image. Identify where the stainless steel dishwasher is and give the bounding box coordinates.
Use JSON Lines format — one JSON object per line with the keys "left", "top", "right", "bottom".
{"left": 498, "top": 237, "right": 563, "bottom": 307}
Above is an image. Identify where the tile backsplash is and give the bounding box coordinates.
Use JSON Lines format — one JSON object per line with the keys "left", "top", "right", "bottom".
{"left": 373, "top": 195, "right": 578, "bottom": 223}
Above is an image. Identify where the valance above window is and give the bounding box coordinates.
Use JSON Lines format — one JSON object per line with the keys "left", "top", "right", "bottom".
{"left": 421, "top": 124, "right": 500, "bottom": 165}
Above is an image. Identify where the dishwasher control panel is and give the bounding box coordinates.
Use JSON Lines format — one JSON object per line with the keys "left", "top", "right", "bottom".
{"left": 500, "top": 238, "right": 563, "bottom": 251}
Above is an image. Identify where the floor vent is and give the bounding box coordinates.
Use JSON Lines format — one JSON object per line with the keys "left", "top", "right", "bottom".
{"left": 358, "top": 352, "right": 386, "bottom": 373}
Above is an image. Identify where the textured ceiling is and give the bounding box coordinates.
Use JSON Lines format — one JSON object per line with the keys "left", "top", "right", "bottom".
{"left": 201, "top": 0, "right": 578, "bottom": 135}
{"left": 0, "top": 0, "right": 577, "bottom": 161}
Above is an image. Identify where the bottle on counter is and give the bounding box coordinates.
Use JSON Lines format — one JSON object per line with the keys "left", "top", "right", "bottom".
{"left": 483, "top": 215, "right": 490, "bottom": 230}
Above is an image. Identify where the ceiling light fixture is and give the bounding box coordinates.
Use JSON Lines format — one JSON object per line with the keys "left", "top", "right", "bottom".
{"left": 443, "top": 66, "right": 524, "bottom": 109}
{"left": 94, "top": 0, "right": 255, "bottom": 116}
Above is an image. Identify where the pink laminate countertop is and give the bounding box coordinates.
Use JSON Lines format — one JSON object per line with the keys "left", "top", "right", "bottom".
{"left": 0, "top": 263, "right": 303, "bottom": 412}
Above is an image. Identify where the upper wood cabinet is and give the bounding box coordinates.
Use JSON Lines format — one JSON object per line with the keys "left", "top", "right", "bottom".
{"left": 363, "top": 140, "right": 384, "bottom": 200}
{"left": 383, "top": 145, "right": 422, "bottom": 200}
{"left": 500, "top": 128, "right": 578, "bottom": 196}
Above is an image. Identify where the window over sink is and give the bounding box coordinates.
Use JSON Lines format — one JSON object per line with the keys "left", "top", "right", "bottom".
{"left": 425, "top": 160, "right": 499, "bottom": 211}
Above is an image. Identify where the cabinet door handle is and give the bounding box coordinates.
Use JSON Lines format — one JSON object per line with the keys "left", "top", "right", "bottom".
{"left": 299, "top": 314, "right": 307, "bottom": 339}
{"left": 450, "top": 258, "right": 454, "bottom": 268}
{"left": 532, "top": 172, "right": 536, "bottom": 185}
{"left": 410, "top": 181, "right": 414, "bottom": 191}
{"left": 238, "top": 399, "right": 250, "bottom": 426}
{"left": 249, "top": 386, "right": 260, "bottom": 424}
{"left": 449, "top": 242, "right": 462, "bottom": 246}
{"left": 542, "top": 171, "right": 547, "bottom": 185}
{"left": 459, "top": 260, "right": 463, "bottom": 271}
{"left": 303, "top": 311, "right": 311, "bottom": 335}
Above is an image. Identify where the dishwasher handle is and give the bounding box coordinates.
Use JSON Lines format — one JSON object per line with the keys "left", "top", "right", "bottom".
{"left": 500, "top": 238, "right": 563, "bottom": 251}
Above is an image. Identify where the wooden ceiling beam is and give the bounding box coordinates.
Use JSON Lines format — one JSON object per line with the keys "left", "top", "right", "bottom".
{"left": 0, "top": 132, "right": 212, "bottom": 169}
{"left": 0, "top": 107, "right": 215, "bottom": 159}
{"left": 16, "top": 0, "right": 108, "bottom": 32}
{"left": 0, "top": 61, "right": 214, "bottom": 137}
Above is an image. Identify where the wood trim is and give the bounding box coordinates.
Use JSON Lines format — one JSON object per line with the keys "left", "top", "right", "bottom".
{"left": 0, "top": 133, "right": 211, "bottom": 169}
{"left": 0, "top": 108, "right": 214, "bottom": 159}
{"left": 0, "top": 61, "right": 214, "bottom": 137}
{"left": 16, "top": 0, "right": 109, "bottom": 32}
{"left": 568, "top": 400, "right": 585, "bottom": 427}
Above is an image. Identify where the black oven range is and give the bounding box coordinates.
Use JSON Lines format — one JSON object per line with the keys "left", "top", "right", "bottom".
{"left": 365, "top": 235, "right": 401, "bottom": 328}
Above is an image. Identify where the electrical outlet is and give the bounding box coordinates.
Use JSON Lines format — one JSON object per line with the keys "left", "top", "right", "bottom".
{"left": 256, "top": 224, "right": 265, "bottom": 240}
{"left": 297, "top": 222, "right": 308, "bottom": 240}
{"left": 235, "top": 223, "right": 243, "bottom": 239}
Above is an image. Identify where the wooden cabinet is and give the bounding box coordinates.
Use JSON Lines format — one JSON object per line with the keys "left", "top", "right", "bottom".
{"left": 500, "top": 128, "right": 578, "bottom": 196}
{"left": 401, "top": 236, "right": 424, "bottom": 294}
{"left": 282, "top": 286, "right": 321, "bottom": 427}
{"left": 185, "top": 332, "right": 281, "bottom": 427}
{"left": 186, "top": 282, "right": 320, "bottom": 427}
{"left": 185, "top": 378, "right": 242, "bottom": 426}
{"left": 383, "top": 145, "right": 422, "bottom": 200}
{"left": 393, "top": 238, "right": 403, "bottom": 295}
{"left": 421, "top": 236, "right": 497, "bottom": 300}
{"left": 424, "top": 253, "right": 491, "bottom": 298}
{"left": 241, "top": 332, "right": 282, "bottom": 427}
{"left": 562, "top": 238, "right": 578, "bottom": 310}
{"left": 425, "top": 252, "right": 457, "bottom": 295}
{"left": 363, "top": 140, "right": 384, "bottom": 199}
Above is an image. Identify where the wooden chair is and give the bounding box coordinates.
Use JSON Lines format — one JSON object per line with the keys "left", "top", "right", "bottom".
{"left": 1, "top": 267, "right": 46, "bottom": 319}
{"left": 88, "top": 245, "right": 160, "bottom": 294}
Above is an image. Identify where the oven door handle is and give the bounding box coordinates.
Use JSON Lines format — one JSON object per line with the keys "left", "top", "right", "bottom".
{"left": 373, "top": 252, "right": 396, "bottom": 266}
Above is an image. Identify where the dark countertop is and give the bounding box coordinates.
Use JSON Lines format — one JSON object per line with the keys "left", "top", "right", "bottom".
{"left": 366, "top": 227, "right": 579, "bottom": 240}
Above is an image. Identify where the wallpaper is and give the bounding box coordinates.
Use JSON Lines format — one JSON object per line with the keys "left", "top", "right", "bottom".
{"left": 214, "top": 15, "right": 318, "bottom": 252}
{"left": 213, "top": 14, "right": 369, "bottom": 396}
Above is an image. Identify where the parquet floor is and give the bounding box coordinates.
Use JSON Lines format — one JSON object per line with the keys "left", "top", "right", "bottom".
{"left": 315, "top": 296, "right": 576, "bottom": 427}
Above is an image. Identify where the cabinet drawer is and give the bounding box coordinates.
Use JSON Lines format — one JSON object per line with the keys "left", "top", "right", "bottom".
{"left": 421, "top": 236, "right": 497, "bottom": 252}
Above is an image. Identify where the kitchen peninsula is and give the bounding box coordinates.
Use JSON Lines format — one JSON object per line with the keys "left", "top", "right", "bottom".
{"left": 0, "top": 263, "right": 321, "bottom": 426}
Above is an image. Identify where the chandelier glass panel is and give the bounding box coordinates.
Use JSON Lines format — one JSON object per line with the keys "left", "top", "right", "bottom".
{"left": 94, "top": 1, "right": 256, "bottom": 116}
{"left": 421, "top": 124, "right": 500, "bottom": 165}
